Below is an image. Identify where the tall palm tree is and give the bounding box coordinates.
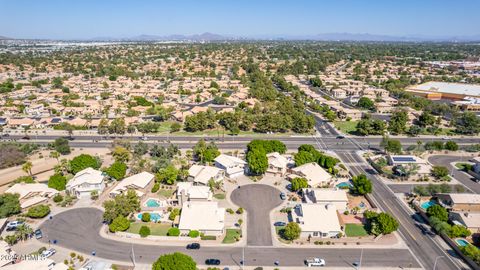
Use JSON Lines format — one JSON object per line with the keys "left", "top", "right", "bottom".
{"left": 49, "top": 151, "right": 60, "bottom": 163}
{"left": 22, "top": 161, "right": 33, "bottom": 177}
{"left": 16, "top": 224, "right": 33, "bottom": 241}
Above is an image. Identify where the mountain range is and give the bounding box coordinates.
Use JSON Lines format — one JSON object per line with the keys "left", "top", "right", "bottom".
{"left": 2, "top": 32, "right": 480, "bottom": 42}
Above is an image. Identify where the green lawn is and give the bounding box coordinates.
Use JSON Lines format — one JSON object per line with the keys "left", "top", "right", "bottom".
{"left": 222, "top": 229, "right": 242, "bottom": 244}
{"left": 345, "top": 224, "right": 368, "bottom": 237}
{"left": 455, "top": 163, "right": 472, "bottom": 171}
{"left": 333, "top": 121, "right": 358, "bottom": 135}
{"left": 157, "top": 188, "right": 175, "bottom": 198}
{"left": 213, "top": 193, "right": 226, "bottom": 200}
{"left": 127, "top": 222, "right": 172, "bottom": 236}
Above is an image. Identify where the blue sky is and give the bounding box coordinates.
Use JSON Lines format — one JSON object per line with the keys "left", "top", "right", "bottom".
{"left": 0, "top": 0, "right": 478, "bottom": 39}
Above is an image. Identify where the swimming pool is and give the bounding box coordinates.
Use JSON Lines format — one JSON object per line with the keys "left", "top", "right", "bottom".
{"left": 420, "top": 201, "right": 436, "bottom": 210}
{"left": 145, "top": 198, "right": 161, "bottom": 208}
{"left": 137, "top": 212, "right": 162, "bottom": 222}
{"left": 456, "top": 239, "right": 470, "bottom": 247}
{"left": 336, "top": 182, "right": 352, "bottom": 189}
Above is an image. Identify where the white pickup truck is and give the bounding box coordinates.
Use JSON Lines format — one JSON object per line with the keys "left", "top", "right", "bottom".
{"left": 305, "top": 257, "right": 326, "bottom": 267}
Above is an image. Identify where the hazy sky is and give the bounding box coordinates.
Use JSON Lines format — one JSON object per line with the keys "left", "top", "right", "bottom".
{"left": 1, "top": 0, "right": 479, "bottom": 39}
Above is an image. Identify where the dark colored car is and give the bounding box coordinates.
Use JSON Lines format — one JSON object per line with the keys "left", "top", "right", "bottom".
{"left": 336, "top": 135, "right": 345, "bottom": 139}
{"left": 186, "top": 243, "right": 200, "bottom": 249}
{"left": 34, "top": 229, "right": 43, "bottom": 239}
{"left": 274, "top": 222, "right": 286, "bottom": 227}
{"left": 205, "top": 259, "right": 221, "bottom": 265}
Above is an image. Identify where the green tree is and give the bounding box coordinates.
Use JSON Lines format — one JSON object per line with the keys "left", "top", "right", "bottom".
{"left": 388, "top": 110, "right": 408, "bottom": 134}
{"left": 188, "top": 230, "right": 199, "bottom": 238}
{"left": 22, "top": 161, "right": 33, "bottom": 176}
{"left": 97, "top": 118, "right": 109, "bottom": 135}
{"left": 456, "top": 111, "right": 480, "bottom": 135}
{"left": 167, "top": 227, "right": 180, "bottom": 236}
{"left": 444, "top": 141, "right": 459, "bottom": 151}
{"left": 156, "top": 165, "right": 178, "bottom": 185}
{"left": 357, "top": 97, "right": 375, "bottom": 110}
{"left": 141, "top": 212, "right": 151, "bottom": 222}
{"left": 427, "top": 205, "right": 448, "bottom": 222}
{"left": 26, "top": 204, "right": 50, "bottom": 218}
{"left": 102, "top": 190, "right": 140, "bottom": 223}
{"left": 105, "top": 161, "right": 127, "bottom": 180}
{"left": 53, "top": 137, "right": 71, "bottom": 155}
{"left": 385, "top": 139, "right": 403, "bottom": 154}
{"left": 69, "top": 154, "right": 101, "bottom": 174}
{"left": 193, "top": 139, "right": 220, "bottom": 164}
{"left": 152, "top": 252, "right": 196, "bottom": 270}
{"left": 139, "top": 225, "right": 151, "bottom": 237}
{"left": 48, "top": 173, "right": 67, "bottom": 191}
{"left": 370, "top": 212, "right": 399, "bottom": 235}
{"left": 351, "top": 174, "right": 372, "bottom": 195}
{"left": 246, "top": 149, "right": 268, "bottom": 175}
{"left": 168, "top": 208, "right": 181, "bottom": 221}
{"left": 282, "top": 222, "right": 301, "bottom": 240}
{"left": 460, "top": 244, "right": 480, "bottom": 264}
{"left": 109, "top": 215, "right": 130, "bottom": 232}
{"left": 111, "top": 146, "right": 130, "bottom": 163}
{"left": 0, "top": 193, "right": 21, "bottom": 218}
{"left": 109, "top": 118, "right": 126, "bottom": 135}
{"left": 290, "top": 177, "right": 308, "bottom": 191}
{"left": 417, "top": 111, "right": 436, "bottom": 127}
{"left": 431, "top": 165, "right": 449, "bottom": 180}
{"left": 170, "top": 122, "right": 181, "bottom": 133}
{"left": 133, "top": 141, "right": 149, "bottom": 156}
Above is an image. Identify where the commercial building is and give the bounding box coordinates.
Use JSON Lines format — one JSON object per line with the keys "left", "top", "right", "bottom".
{"left": 406, "top": 82, "right": 480, "bottom": 100}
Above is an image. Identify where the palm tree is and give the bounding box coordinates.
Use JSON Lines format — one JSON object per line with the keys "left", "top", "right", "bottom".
{"left": 16, "top": 224, "right": 33, "bottom": 241}
{"left": 22, "top": 161, "right": 33, "bottom": 177}
{"left": 49, "top": 151, "right": 60, "bottom": 163}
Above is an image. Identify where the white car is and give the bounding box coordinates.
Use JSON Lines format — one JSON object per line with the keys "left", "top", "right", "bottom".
{"left": 305, "top": 257, "right": 326, "bottom": 267}
{"left": 42, "top": 248, "right": 56, "bottom": 258}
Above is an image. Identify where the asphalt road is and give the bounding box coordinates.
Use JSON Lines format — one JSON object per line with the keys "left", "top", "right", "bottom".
{"left": 39, "top": 208, "right": 420, "bottom": 268}
{"left": 230, "top": 184, "right": 283, "bottom": 246}
{"left": 336, "top": 151, "right": 462, "bottom": 270}
{"left": 428, "top": 155, "right": 480, "bottom": 194}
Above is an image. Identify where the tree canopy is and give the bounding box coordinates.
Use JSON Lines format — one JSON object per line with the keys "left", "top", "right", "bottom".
{"left": 152, "top": 252, "right": 197, "bottom": 270}
{"left": 351, "top": 174, "right": 373, "bottom": 195}
{"left": 69, "top": 154, "right": 101, "bottom": 174}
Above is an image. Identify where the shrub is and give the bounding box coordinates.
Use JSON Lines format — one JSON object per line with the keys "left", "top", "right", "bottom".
{"left": 236, "top": 208, "right": 244, "bottom": 214}
{"left": 26, "top": 204, "right": 50, "bottom": 218}
{"left": 188, "top": 230, "right": 199, "bottom": 238}
{"left": 48, "top": 173, "right": 67, "bottom": 191}
{"left": 139, "top": 225, "right": 151, "bottom": 238}
{"left": 167, "top": 227, "right": 180, "bottom": 236}
{"left": 226, "top": 208, "right": 234, "bottom": 214}
{"left": 290, "top": 177, "right": 308, "bottom": 191}
{"left": 168, "top": 208, "right": 180, "bottom": 221}
{"left": 426, "top": 205, "right": 448, "bottom": 222}
{"left": 109, "top": 215, "right": 130, "bottom": 232}
{"left": 200, "top": 235, "right": 216, "bottom": 240}
{"left": 151, "top": 183, "right": 160, "bottom": 193}
{"left": 282, "top": 222, "right": 301, "bottom": 240}
{"left": 105, "top": 161, "right": 127, "bottom": 180}
{"left": 141, "top": 212, "right": 151, "bottom": 222}
{"left": 53, "top": 194, "right": 63, "bottom": 203}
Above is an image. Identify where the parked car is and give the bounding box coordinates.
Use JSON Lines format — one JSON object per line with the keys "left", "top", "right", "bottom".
{"left": 6, "top": 221, "right": 24, "bottom": 231}
{"left": 205, "top": 259, "right": 221, "bottom": 265}
{"left": 274, "top": 222, "right": 286, "bottom": 227}
{"left": 42, "top": 248, "right": 56, "bottom": 258}
{"left": 305, "top": 257, "right": 326, "bottom": 267}
{"left": 280, "top": 192, "right": 287, "bottom": 200}
{"left": 336, "top": 135, "right": 345, "bottom": 139}
{"left": 34, "top": 229, "right": 43, "bottom": 239}
{"left": 186, "top": 243, "right": 200, "bottom": 249}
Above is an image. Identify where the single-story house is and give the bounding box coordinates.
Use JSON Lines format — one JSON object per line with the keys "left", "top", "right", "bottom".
{"left": 110, "top": 172, "right": 155, "bottom": 197}
{"left": 436, "top": 193, "right": 480, "bottom": 212}
{"left": 291, "top": 203, "right": 343, "bottom": 238}
{"left": 1, "top": 258, "right": 68, "bottom": 270}
{"left": 66, "top": 167, "right": 105, "bottom": 198}
{"left": 288, "top": 162, "right": 332, "bottom": 187}
{"left": 188, "top": 165, "right": 224, "bottom": 185}
{"left": 302, "top": 188, "right": 349, "bottom": 212}
{"left": 176, "top": 182, "right": 212, "bottom": 206}
{"left": 178, "top": 201, "right": 225, "bottom": 236}
{"left": 450, "top": 212, "right": 480, "bottom": 233}
{"left": 214, "top": 154, "right": 246, "bottom": 178}
{"left": 6, "top": 183, "right": 59, "bottom": 209}
{"left": 266, "top": 152, "right": 293, "bottom": 176}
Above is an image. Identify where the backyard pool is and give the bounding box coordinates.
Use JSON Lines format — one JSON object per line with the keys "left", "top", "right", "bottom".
{"left": 336, "top": 182, "right": 352, "bottom": 189}
{"left": 137, "top": 212, "right": 162, "bottom": 222}
{"left": 420, "top": 200, "right": 437, "bottom": 210}
{"left": 144, "top": 198, "right": 161, "bottom": 208}
{"left": 456, "top": 239, "right": 470, "bottom": 247}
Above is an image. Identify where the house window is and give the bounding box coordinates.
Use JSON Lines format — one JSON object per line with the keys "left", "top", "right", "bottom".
{"left": 322, "top": 233, "right": 328, "bottom": 237}
{"left": 313, "top": 232, "right": 319, "bottom": 236}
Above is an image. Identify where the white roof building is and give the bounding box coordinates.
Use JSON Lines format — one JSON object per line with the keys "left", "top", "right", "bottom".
{"left": 178, "top": 201, "right": 225, "bottom": 235}
{"left": 66, "top": 167, "right": 105, "bottom": 198}
{"left": 302, "top": 188, "right": 349, "bottom": 212}
{"left": 266, "top": 152, "right": 293, "bottom": 176}
{"left": 188, "top": 165, "right": 224, "bottom": 185}
{"left": 1, "top": 258, "right": 68, "bottom": 270}
{"left": 110, "top": 172, "right": 154, "bottom": 197}
{"left": 0, "top": 240, "right": 15, "bottom": 267}
{"left": 176, "top": 182, "right": 212, "bottom": 205}
{"left": 291, "top": 203, "right": 343, "bottom": 238}
{"left": 290, "top": 162, "right": 332, "bottom": 187}
{"left": 450, "top": 212, "right": 480, "bottom": 232}
{"left": 214, "top": 154, "right": 246, "bottom": 178}
{"left": 6, "top": 183, "right": 59, "bottom": 209}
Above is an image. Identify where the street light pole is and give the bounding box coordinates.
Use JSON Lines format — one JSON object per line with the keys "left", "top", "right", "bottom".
{"left": 433, "top": 255, "right": 444, "bottom": 270}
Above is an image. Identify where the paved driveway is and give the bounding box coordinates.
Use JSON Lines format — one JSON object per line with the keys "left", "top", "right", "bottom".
{"left": 230, "top": 184, "right": 283, "bottom": 246}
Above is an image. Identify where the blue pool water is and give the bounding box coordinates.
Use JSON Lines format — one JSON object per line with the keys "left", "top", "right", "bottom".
{"left": 456, "top": 239, "right": 470, "bottom": 247}
{"left": 145, "top": 199, "right": 160, "bottom": 207}
{"left": 137, "top": 213, "right": 162, "bottom": 222}
{"left": 420, "top": 201, "right": 437, "bottom": 210}
{"left": 336, "top": 182, "right": 352, "bottom": 188}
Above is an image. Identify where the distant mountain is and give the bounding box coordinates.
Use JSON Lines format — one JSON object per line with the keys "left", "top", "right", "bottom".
{"left": 111, "top": 32, "right": 231, "bottom": 41}
{"left": 0, "top": 35, "right": 12, "bottom": 40}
